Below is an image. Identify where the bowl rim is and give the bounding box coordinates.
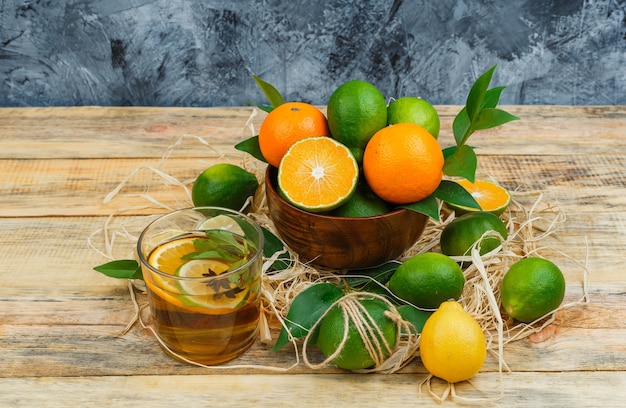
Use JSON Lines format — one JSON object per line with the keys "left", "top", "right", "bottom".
{"left": 264, "top": 165, "right": 414, "bottom": 221}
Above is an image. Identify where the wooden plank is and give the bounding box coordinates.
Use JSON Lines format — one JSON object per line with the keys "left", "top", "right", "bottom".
{"left": 1, "top": 153, "right": 625, "bottom": 217}
{"left": 1, "top": 106, "right": 625, "bottom": 159}
{"left": 0, "top": 293, "right": 621, "bottom": 375}
{"left": 0, "top": 211, "right": 616, "bottom": 288}
{"left": 1, "top": 372, "right": 625, "bottom": 407}
{"left": 0, "top": 106, "right": 264, "bottom": 160}
{"left": 0, "top": 215, "right": 622, "bottom": 376}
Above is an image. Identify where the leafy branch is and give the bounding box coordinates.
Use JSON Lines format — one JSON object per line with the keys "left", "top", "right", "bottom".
{"left": 442, "top": 65, "right": 519, "bottom": 182}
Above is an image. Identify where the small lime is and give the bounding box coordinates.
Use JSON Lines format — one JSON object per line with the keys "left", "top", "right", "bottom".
{"left": 387, "top": 96, "right": 440, "bottom": 139}
{"left": 388, "top": 252, "right": 465, "bottom": 309}
{"left": 316, "top": 297, "right": 397, "bottom": 370}
{"left": 440, "top": 212, "right": 507, "bottom": 262}
{"left": 327, "top": 80, "right": 388, "bottom": 163}
{"left": 500, "top": 257, "right": 566, "bottom": 323}
{"left": 191, "top": 163, "right": 259, "bottom": 211}
{"left": 331, "top": 185, "right": 392, "bottom": 217}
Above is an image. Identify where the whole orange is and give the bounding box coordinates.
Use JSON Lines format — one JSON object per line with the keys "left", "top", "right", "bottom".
{"left": 363, "top": 123, "right": 444, "bottom": 204}
{"left": 258, "top": 102, "right": 330, "bottom": 167}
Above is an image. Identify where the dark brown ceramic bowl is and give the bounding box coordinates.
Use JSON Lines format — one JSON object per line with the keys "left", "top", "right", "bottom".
{"left": 265, "top": 166, "right": 428, "bottom": 270}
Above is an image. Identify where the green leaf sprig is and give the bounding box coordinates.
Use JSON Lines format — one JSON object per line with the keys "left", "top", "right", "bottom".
{"left": 181, "top": 230, "right": 252, "bottom": 265}
{"left": 443, "top": 65, "right": 519, "bottom": 182}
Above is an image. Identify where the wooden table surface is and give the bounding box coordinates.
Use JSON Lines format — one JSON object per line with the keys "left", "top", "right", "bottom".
{"left": 1, "top": 105, "right": 625, "bottom": 407}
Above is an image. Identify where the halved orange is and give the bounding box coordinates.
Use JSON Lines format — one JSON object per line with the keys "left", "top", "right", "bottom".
{"left": 450, "top": 179, "right": 511, "bottom": 215}
{"left": 144, "top": 237, "right": 198, "bottom": 306}
{"left": 277, "top": 136, "right": 359, "bottom": 212}
{"left": 148, "top": 237, "right": 197, "bottom": 275}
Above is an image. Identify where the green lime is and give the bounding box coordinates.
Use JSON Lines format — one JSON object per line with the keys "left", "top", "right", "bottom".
{"left": 387, "top": 96, "right": 440, "bottom": 139}
{"left": 331, "top": 185, "right": 392, "bottom": 217}
{"left": 500, "top": 257, "right": 566, "bottom": 323}
{"left": 388, "top": 252, "right": 465, "bottom": 309}
{"left": 191, "top": 163, "right": 259, "bottom": 211}
{"left": 316, "top": 297, "right": 397, "bottom": 370}
{"left": 440, "top": 212, "right": 507, "bottom": 261}
{"left": 327, "top": 80, "right": 388, "bottom": 163}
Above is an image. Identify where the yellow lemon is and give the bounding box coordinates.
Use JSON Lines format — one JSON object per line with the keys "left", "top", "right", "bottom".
{"left": 419, "top": 301, "right": 486, "bottom": 383}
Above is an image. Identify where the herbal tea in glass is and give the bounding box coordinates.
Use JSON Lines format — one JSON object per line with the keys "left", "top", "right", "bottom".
{"left": 137, "top": 208, "right": 264, "bottom": 365}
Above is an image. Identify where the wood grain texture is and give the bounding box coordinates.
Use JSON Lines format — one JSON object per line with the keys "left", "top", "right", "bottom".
{"left": 1, "top": 106, "right": 625, "bottom": 405}
{"left": 1, "top": 106, "right": 625, "bottom": 158}
{"left": 1, "top": 372, "right": 625, "bottom": 407}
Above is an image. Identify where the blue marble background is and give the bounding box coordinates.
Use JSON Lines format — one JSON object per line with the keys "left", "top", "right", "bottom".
{"left": 0, "top": 0, "right": 624, "bottom": 106}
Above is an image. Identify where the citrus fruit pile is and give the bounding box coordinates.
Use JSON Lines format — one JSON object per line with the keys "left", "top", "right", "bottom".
{"left": 274, "top": 248, "right": 567, "bottom": 384}
{"left": 250, "top": 76, "right": 567, "bottom": 386}
{"left": 257, "top": 79, "right": 446, "bottom": 215}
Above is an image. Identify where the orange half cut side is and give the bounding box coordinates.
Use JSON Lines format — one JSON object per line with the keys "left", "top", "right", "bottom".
{"left": 277, "top": 136, "right": 359, "bottom": 213}
{"left": 451, "top": 179, "right": 511, "bottom": 216}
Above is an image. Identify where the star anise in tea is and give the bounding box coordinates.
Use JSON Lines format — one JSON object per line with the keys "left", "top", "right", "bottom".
{"left": 202, "top": 268, "right": 244, "bottom": 300}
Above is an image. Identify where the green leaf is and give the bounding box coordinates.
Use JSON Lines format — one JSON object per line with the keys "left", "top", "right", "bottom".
{"left": 433, "top": 179, "right": 480, "bottom": 210}
{"left": 185, "top": 249, "right": 239, "bottom": 262}
{"left": 442, "top": 146, "right": 457, "bottom": 160}
{"left": 473, "top": 108, "right": 520, "bottom": 131}
{"left": 344, "top": 261, "right": 400, "bottom": 290}
{"left": 194, "top": 231, "right": 246, "bottom": 255}
{"left": 442, "top": 144, "right": 478, "bottom": 181}
{"left": 93, "top": 259, "right": 143, "bottom": 280}
{"left": 257, "top": 105, "right": 274, "bottom": 113}
{"left": 234, "top": 136, "right": 268, "bottom": 163}
{"left": 272, "top": 282, "right": 345, "bottom": 351}
{"left": 252, "top": 74, "right": 285, "bottom": 108}
{"left": 400, "top": 195, "right": 440, "bottom": 221}
{"left": 452, "top": 106, "right": 471, "bottom": 146}
{"left": 465, "top": 64, "right": 497, "bottom": 122}
{"left": 397, "top": 304, "right": 432, "bottom": 334}
{"left": 182, "top": 230, "right": 250, "bottom": 264}
{"left": 482, "top": 86, "right": 507, "bottom": 109}
{"left": 261, "top": 226, "right": 292, "bottom": 272}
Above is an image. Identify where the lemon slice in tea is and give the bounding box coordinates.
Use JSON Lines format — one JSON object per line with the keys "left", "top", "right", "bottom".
{"left": 195, "top": 214, "right": 245, "bottom": 235}
{"left": 450, "top": 179, "right": 511, "bottom": 215}
{"left": 278, "top": 136, "right": 359, "bottom": 212}
{"left": 176, "top": 259, "right": 250, "bottom": 310}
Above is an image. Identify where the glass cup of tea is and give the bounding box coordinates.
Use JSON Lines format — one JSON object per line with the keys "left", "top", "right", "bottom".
{"left": 137, "top": 207, "right": 264, "bottom": 365}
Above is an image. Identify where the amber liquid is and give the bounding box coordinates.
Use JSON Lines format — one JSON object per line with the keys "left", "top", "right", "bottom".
{"left": 143, "top": 232, "right": 261, "bottom": 365}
